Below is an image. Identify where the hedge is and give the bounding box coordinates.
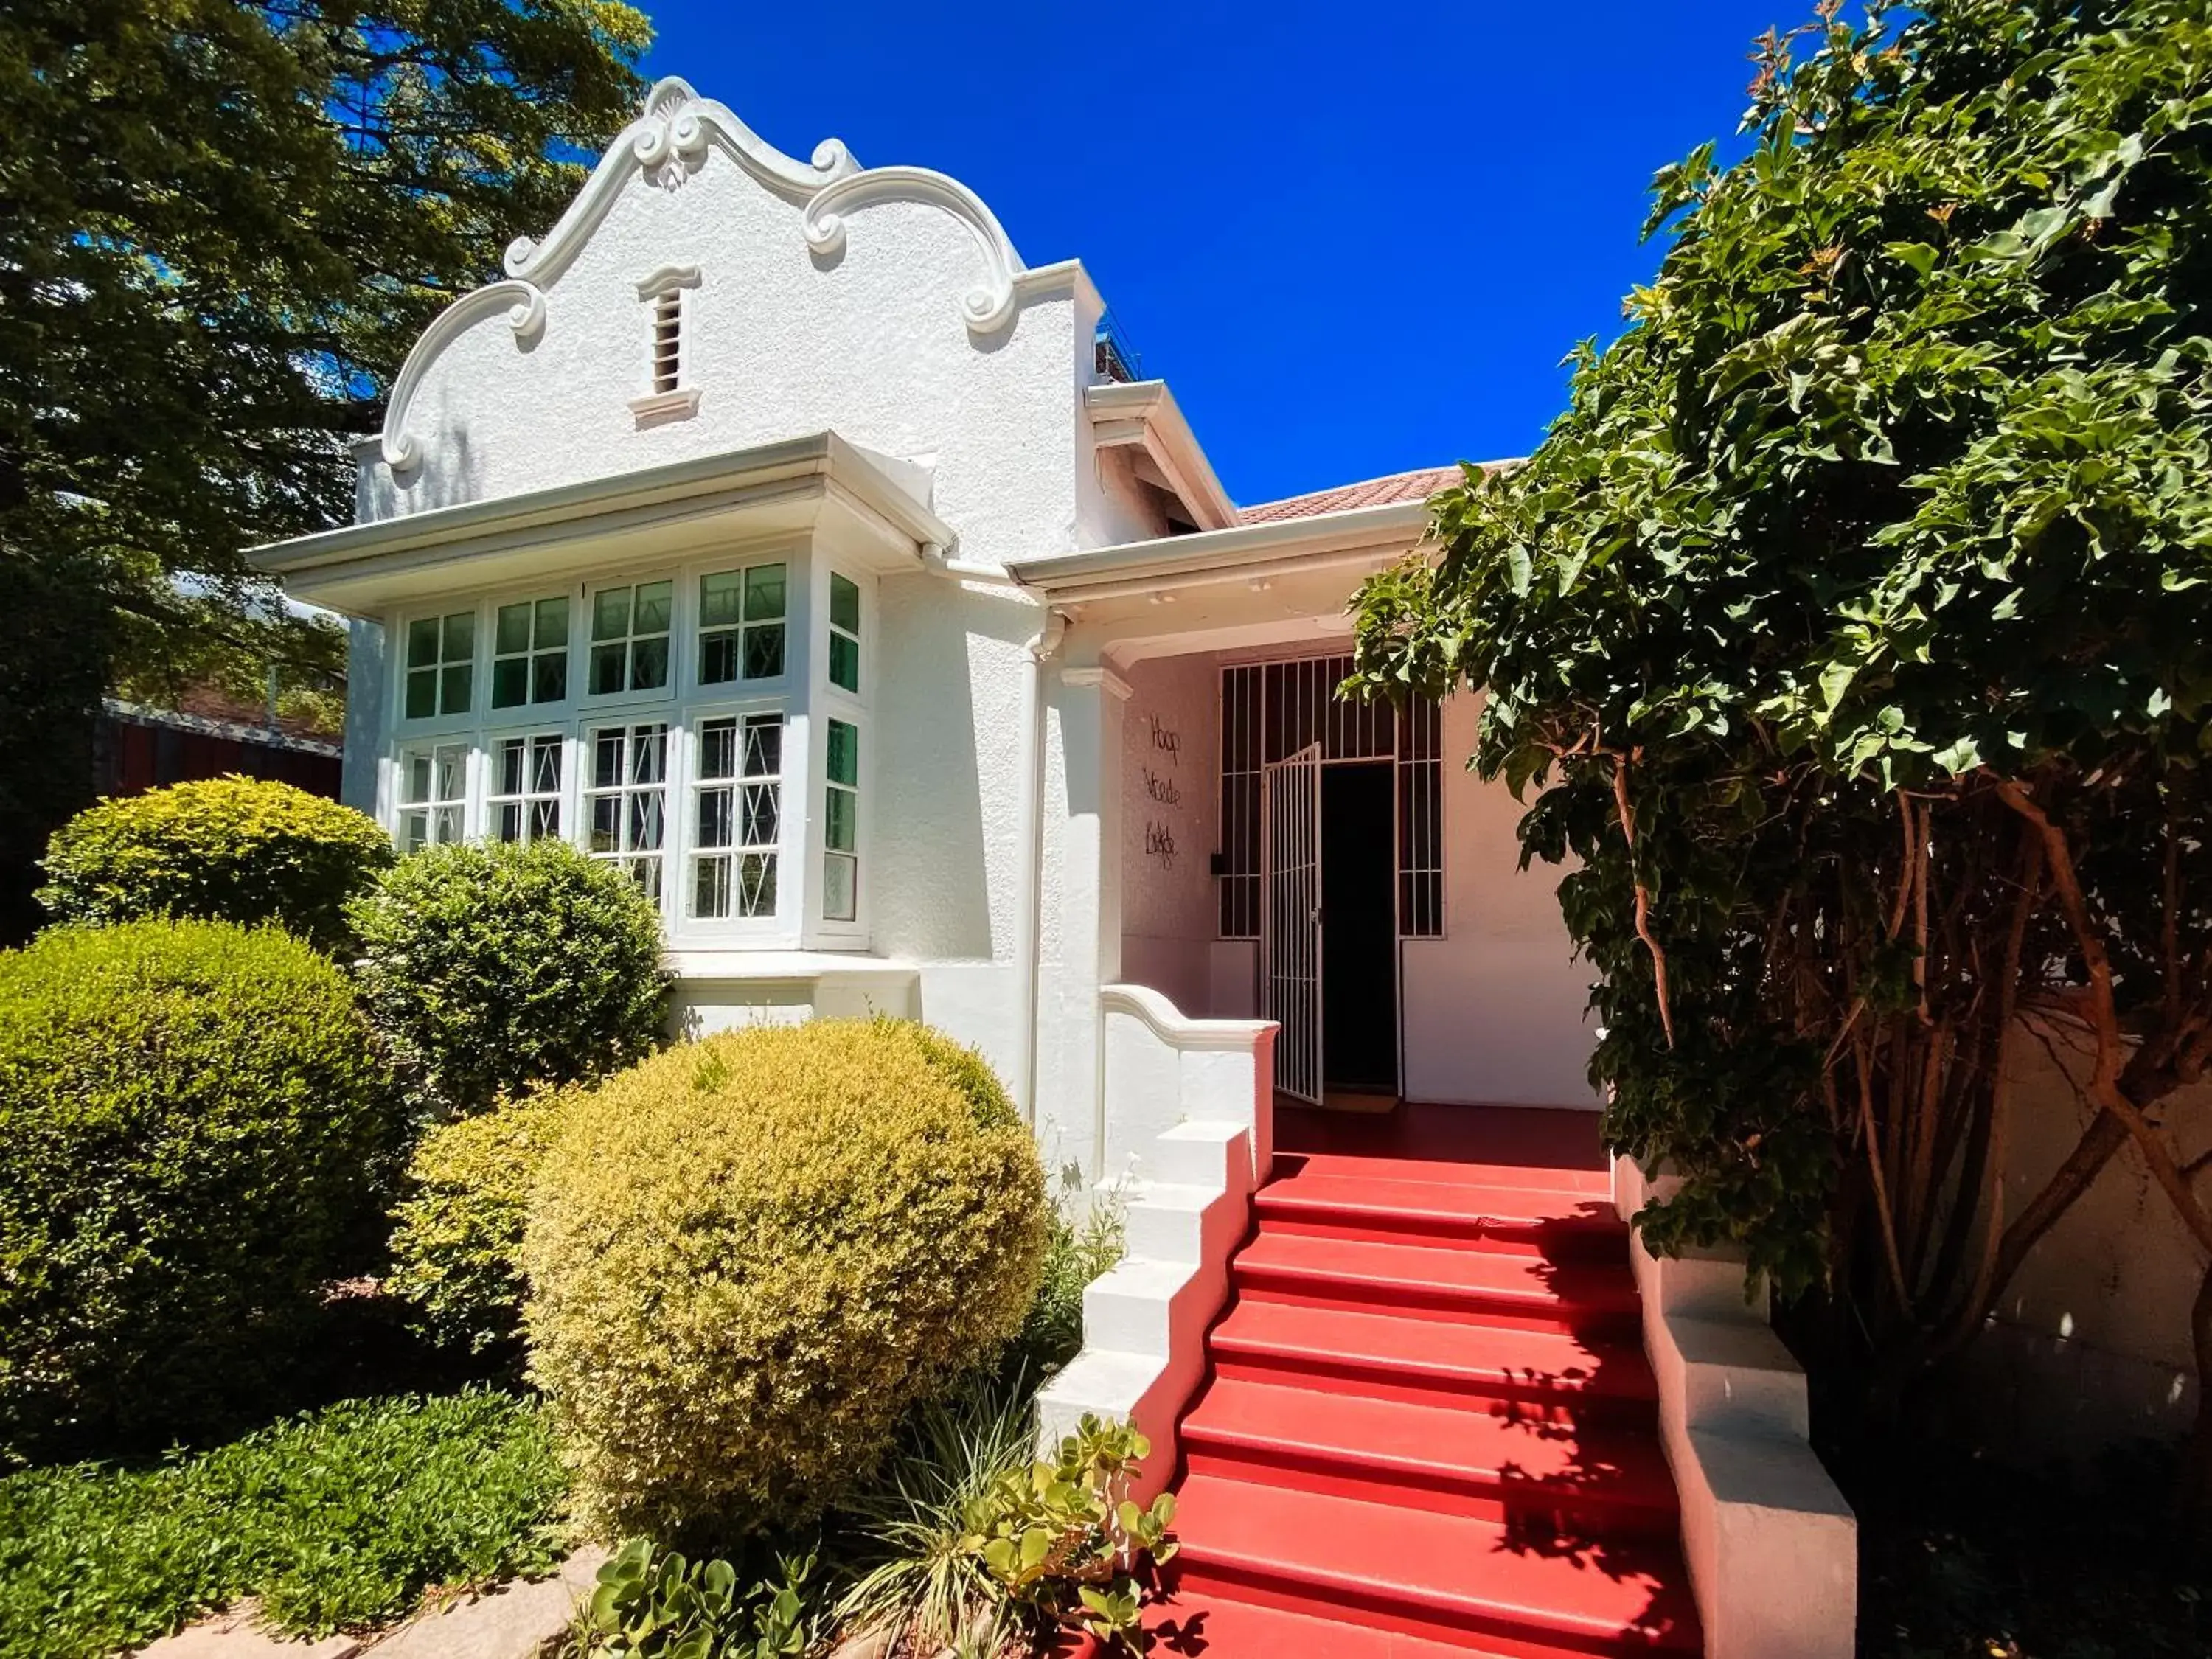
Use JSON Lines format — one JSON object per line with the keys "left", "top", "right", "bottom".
{"left": 523, "top": 1020, "right": 1049, "bottom": 1535}
{"left": 37, "top": 776, "right": 392, "bottom": 953}
{"left": 0, "top": 919, "right": 397, "bottom": 1458}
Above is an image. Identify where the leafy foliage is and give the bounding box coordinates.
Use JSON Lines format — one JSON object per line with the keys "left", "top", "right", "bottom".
{"left": 0, "top": 1388, "right": 567, "bottom": 1659}
{"left": 349, "top": 838, "right": 669, "bottom": 1116}
{"left": 38, "top": 775, "right": 394, "bottom": 952}
{"left": 523, "top": 1021, "right": 1050, "bottom": 1537}
{"left": 578, "top": 1538, "right": 822, "bottom": 1659}
{"left": 1013, "top": 1191, "right": 1127, "bottom": 1378}
{"left": 1349, "top": 0, "right": 2212, "bottom": 1429}
{"left": 0, "top": 919, "right": 399, "bottom": 1461}
{"left": 961, "top": 1416, "right": 1176, "bottom": 1653}
{"left": 387, "top": 1087, "right": 577, "bottom": 1354}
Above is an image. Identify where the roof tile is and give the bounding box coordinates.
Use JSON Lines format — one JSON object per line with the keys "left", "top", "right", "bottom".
{"left": 1237, "top": 464, "right": 1482, "bottom": 526}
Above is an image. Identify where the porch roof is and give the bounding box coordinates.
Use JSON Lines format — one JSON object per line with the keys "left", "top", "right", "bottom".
{"left": 248, "top": 431, "right": 953, "bottom": 616}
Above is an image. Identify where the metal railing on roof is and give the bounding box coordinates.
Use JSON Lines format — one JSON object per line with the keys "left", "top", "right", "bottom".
{"left": 1093, "top": 311, "right": 1141, "bottom": 383}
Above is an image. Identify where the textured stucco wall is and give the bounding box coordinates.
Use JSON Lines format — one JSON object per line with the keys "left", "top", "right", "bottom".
{"left": 1401, "top": 691, "right": 1601, "bottom": 1107}
{"left": 1118, "top": 655, "right": 1219, "bottom": 1018}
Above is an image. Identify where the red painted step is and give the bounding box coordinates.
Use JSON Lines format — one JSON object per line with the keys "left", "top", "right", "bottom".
{"left": 1180, "top": 1376, "right": 1680, "bottom": 1537}
{"left": 1141, "top": 1591, "right": 1508, "bottom": 1658}
{"left": 1167, "top": 1475, "right": 1703, "bottom": 1656}
{"left": 1231, "top": 1230, "right": 1642, "bottom": 1333}
{"left": 1206, "top": 1298, "right": 1658, "bottom": 1419}
{"left": 1256, "top": 1168, "right": 1629, "bottom": 1256}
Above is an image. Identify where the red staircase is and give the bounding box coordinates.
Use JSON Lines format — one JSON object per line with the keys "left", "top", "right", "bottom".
{"left": 1145, "top": 1107, "right": 1703, "bottom": 1658}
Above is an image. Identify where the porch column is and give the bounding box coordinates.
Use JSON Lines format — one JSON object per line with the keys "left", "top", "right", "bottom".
{"left": 1035, "top": 661, "right": 1129, "bottom": 1185}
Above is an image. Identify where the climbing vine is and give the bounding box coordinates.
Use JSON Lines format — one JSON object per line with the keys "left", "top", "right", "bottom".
{"left": 1349, "top": 0, "right": 2212, "bottom": 1497}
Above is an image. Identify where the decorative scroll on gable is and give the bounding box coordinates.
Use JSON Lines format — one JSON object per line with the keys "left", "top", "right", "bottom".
{"left": 377, "top": 77, "right": 1061, "bottom": 477}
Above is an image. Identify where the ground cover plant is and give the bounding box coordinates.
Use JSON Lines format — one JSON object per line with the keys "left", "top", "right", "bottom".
{"left": 0, "top": 918, "right": 398, "bottom": 1461}
{"left": 37, "top": 776, "right": 393, "bottom": 952}
{"left": 0, "top": 1388, "right": 566, "bottom": 1659}
{"left": 350, "top": 838, "right": 669, "bottom": 1116}
{"left": 524, "top": 1020, "right": 1050, "bottom": 1538}
{"left": 1349, "top": 0, "right": 2212, "bottom": 1506}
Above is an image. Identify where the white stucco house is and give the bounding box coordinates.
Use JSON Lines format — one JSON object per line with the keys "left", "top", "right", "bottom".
{"left": 254, "top": 77, "right": 1858, "bottom": 1658}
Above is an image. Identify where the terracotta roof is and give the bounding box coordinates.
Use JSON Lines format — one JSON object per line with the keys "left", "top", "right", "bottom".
{"left": 1237, "top": 464, "right": 1474, "bottom": 526}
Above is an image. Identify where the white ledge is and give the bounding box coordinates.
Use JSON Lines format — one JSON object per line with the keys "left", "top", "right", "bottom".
{"left": 629, "top": 386, "right": 702, "bottom": 426}
{"left": 1099, "top": 983, "right": 1276, "bottom": 1052}
{"left": 664, "top": 950, "right": 919, "bottom": 984}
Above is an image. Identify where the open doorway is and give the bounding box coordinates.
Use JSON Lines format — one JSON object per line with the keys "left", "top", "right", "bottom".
{"left": 1322, "top": 762, "right": 1397, "bottom": 1093}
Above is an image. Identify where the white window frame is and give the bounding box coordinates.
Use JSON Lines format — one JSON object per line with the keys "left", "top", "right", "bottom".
{"left": 582, "top": 718, "right": 674, "bottom": 907}
{"left": 484, "top": 728, "right": 572, "bottom": 846}
{"left": 810, "top": 560, "right": 871, "bottom": 944}
{"left": 582, "top": 575, "right": 678, "bottom": 706}
{"left": 694, "top": 559, "right": 793, "bottom": 692}
{"left": 487, "top": 593, "right": 576, "bottom": 715}
{"left": 392, "top": 739, "right": 473, "bottom": 852}
{"left": 395, "top": 604, "right": 481, "bottom": 731}
{"left": 683, "top": 700, "right": 790, "bottom": 933}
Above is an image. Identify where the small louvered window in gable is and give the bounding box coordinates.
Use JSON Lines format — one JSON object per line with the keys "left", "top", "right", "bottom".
{"left": 630, "top": 265, "right": 701, "bottom": 425}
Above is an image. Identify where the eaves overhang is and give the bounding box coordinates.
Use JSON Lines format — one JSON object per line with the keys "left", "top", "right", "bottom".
{"left": 1084, "top": 380, "right": 1238, "bottom": 533}
{"left": 1007, "top": 498, "right": 1434, "bottom": 605}
{"left": 250, "top": 432, "right": 954, "bottom": 616}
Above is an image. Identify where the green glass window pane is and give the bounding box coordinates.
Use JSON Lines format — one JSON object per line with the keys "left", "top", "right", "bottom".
{"left": 441, "top": 663, "right": 473, "bottom": 713}
{"left": 532, "top": 652, "right": 568, "bottom": 703}
{"left": 408, "top": 617, "right": 441, "bottom": 669}
{"left": 405, "top": 669, "right": 437, "bottom": 720}
{"left": 699, "top": 630, "right": 737, "bottom": 686}
{"left": 592, "top": 587, "right": 631, "bottom": 641}
{"left": 742, "top": 623, "right": 784, "bottom": 680}
{"left": 699, "top": 571, "right": 743, "bottom": 629}
{"left": 534, "top": 597, "right": 568, "bottom": 650}
{"left": 830, "top": 573, "right": 860, "bottom": 634}
{"left": 442, "top": 611, "right": 474, "bottom": 662}
{"left": 589, "top": 643, "right": 627, "bottom": 696}
{"left": 824, "top": 854, "right": 856, "bottom": 922}
{"left": 825, "top": 786, "right": 856, "bottom": 852}
{"left": 633, "top": 581, "right": 672, "bottom": 636}
{"left": 491, "top": 657, "right": 528, "bottom": 709}
{"left": 495, "top": 602, "right": 532, "bottom": 656}
{"left": 829, "top": 633, "right": 860, "bottom": 693}
{"left": 630, "top": 635, "right": 669, "bottom": 691}
{"left": 746, "top": 563, "right": 787, "bottom": 620}
{"left": 826, "top": 719, "right": 858, "bottom": 786}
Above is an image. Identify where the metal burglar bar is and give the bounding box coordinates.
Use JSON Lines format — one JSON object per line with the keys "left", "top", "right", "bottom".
{"left": 1263, "top": 742, "right": 1324, "bottom": 1102}
{"left": 1217, "top": 658, "right": 1443, "bottom": 941}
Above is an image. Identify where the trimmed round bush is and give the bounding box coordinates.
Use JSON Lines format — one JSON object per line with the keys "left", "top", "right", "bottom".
{"left": 386, "top": 1087, "right": 575, "bottom": 1354}
{"left": 0, "top": 920, "right": 398, "bottom": 1458}
{"left": 38, "top": 776, "right": 394, "bottom": 953}
{"left": 524, "top": 1020, "right": 1050, "bottom": 1535}
{"left": 348, "top": 838, "right": 669, "bottom": 1116}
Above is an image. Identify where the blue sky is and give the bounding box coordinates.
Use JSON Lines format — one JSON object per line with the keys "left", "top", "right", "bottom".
{"left": 639, "top": 2, "right": 1800, "bottom": 507}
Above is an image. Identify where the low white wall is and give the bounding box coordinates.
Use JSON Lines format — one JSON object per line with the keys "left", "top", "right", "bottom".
{"left": 1034, "top": 984, "right": 1275, "bottom": 1500}
{"left": 1614, "top": 1159, "right": 1856, "bottom": 1659}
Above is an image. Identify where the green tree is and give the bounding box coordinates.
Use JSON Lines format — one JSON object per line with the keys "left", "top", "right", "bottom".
{"left": 0, "top": 0, "right": 652, "bottom": 938}
{"left": 1351, "top": 0, "right": 2212, "bottom": 1500}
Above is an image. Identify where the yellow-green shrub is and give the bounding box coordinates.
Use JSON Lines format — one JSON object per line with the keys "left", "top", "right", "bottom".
{"left": 386, "top": 1088, "right": 576, "bottom": 1354}
{"left": 523, "top": 1020, "right": 1049, "bottom": 1536}
{"left": 38, "top": 777, "right": 393, "bottom": 953}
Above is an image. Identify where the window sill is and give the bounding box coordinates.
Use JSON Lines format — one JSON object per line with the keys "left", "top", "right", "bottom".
{"left": 663, "top": 948, "right": 908, "bottom": 984}
{"left": 630, "top": 387, "right": 701, "bottom": 428}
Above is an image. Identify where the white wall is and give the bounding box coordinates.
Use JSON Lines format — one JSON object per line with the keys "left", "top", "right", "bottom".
{"left": 1400, "top": 690, "right": 1601, "bottom": 1107}
{"left": 1116, "top": 654, "right": 1219, "bottom": 1018}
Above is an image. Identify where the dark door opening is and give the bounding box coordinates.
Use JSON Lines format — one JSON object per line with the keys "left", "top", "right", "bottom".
{"left": 1321, "top": 761, "right": 1397, "bottom": 1093}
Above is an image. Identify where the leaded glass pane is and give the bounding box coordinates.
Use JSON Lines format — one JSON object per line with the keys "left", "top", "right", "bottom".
{"left": 826, "top": 720, "right": 857, "bottom": 786}
{"left": 498, "top": 739, "right": 526, "bottom": 796}
{"left": 630, "top": 635, "right": 668, "bottom": 691}
{"left": 700, "top": 631, "right": 738, "bottom": 685}
{"left": 700, "top": 719, "right": 737, "bottom": 780}
{"left": 694, "top": 857, "right": 731, "bottom": 919}
{"left": 700, "top": 571, "right": 742, "bottom": 629}
{"left": 406, "top": 669, "right": 437, "bottom": 720}
{"left": 530, "top": 799, "right": 560, "bottom": 840}
{"left": 830, "top": 573, "right": 860, "bottom": 634}
{"left": 627, "top": 791, "right": 664, "bottom": 852}
{"left": 741, "top": 782, "right": 779, "bottom": 846}
{"left": 737, "top": 852, "right": 776, "bottom": 917}
{"left": 698, "top": 789, "right": 733, "bottom": 849}
{"left": 495, "top": 602, "right": 532, "bottom": 655}
{"left": 829, "top": 633, "right": 859, "bottom": 693}
{"left": 535, "top": 597, "right": 569, "bottom": 649}
{"left": 531, "top": 737, "right": 561, "bottom": 796}
{"left": 441, "top": 663, "right": 473, "bottom": 713}
{"left": 492, "top": 658, "right": 528, "bottom": 709}
{"left": 743, "top": 623, "right": 784, "bottom": 680}
{"left": 591, "top": 795, "right": 620, "bottom": 852}
{"left": 742, "top": 718, "right": 781, "bottom": 777}
{"left": 824, "top": 854, "right": 856, "bottom": 922}
{"left": 633, "top": 581, "right": 672, "bottom": 636}
{"left": 746, "top": 563, "right": 786, "bottom": 619}
{"left": 593, "top": 587, "right": 630, "bottom": 641}
{"left": 593, "top": 731, "right": 623, "bottom": 790}
{"left": 589, "top": 644, "right": 626, "bottom": 697}
{"left": 442, "top": 611, "right": 474, "bottom": 661}
{"left": 407, "top": 617, "right": 441, "bottom": 668}
{"left": 825, "top": 787, "right": 855, "bottom": 852}
{"left": 532, "top": 653, "right": 568, "bottom": 703}
{"left": 630, "top": 727, "right": 667, "bottom": 785}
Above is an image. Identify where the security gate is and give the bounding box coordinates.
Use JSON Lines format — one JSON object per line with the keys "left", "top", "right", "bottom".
{"left": 1262, "top": 742, "right": 1323, "bottom": 1103}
